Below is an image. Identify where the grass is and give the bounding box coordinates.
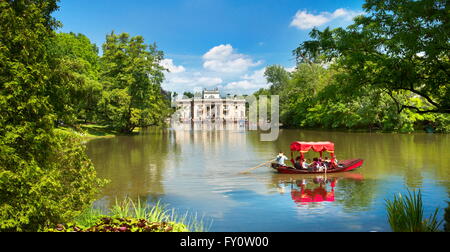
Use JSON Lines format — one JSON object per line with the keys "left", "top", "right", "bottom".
{"left": 58, "top": 123, "right": 142, "bottom": 141}
{"left": 74, "top": 197, "right": 210, "bottom": 232}
{"left": 79, "top": 124, "right": 119, "bottom": 138}
{"left": 385, "top": 190, "right": 443, "bottom": 232}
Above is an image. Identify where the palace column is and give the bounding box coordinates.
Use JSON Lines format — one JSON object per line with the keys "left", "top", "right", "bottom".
{"left": 214, "top": 102, "right": 219, "bottom": 120}
{"left": 210, "top": 103, "right": 213, "bottom": 120}
{"left": 203, "top": 103, "right": 206, "bottom": 121}
{"left": 193, "top": 102, "right": 198, "bottom": 121}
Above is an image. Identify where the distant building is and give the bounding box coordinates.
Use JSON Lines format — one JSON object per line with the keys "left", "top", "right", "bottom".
{"left": 175, "top": 88, "right": 246, "bottom": 122}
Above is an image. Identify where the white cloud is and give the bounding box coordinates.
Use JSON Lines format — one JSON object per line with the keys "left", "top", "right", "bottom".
{"left": 290, "top": 10, "right": 329, "bottom": 30}
{"left": 223, "top": 68, "right": 269, "bottom": 92}
{"left": 164, "top": 73, "right": 222, "bottom": 89}
{"left": 160, "top": 58, "right": 186, "bottom": 73}
{"left": 197, "top": 77, "right": 223, "bottom": 86}
{"left": 290, "top": 8, "right": 363, "bottom": 30}
{"left": 168, "top": 76, "right": 191, "bottom": 84}
{"left": 202, "top": 44, "right": 262, "bottom": 73}
{"left": 223, "top": 80, "right": 258, "bottom": 90}
{"left": 163, "top": 45, "right": 269, "bottom": 94}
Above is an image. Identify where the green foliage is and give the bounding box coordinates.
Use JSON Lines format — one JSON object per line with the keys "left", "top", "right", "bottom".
{"left": 259, "top": 61, "right": 450, "bottom": 132}
{"left": 257, "top": 0, "right": 450, "bottom": 132}
{"left": 98, "top": 32, "right": 171, "bottom": 133}
{"left": 294, "top": 0, "right": 450, "bottom": 114}
{"left": 183, "top": 92, "right": 194, "bottom": 98}
{"left": 50, "top": 197, "right": 210, "bottom": 232}
{"left": 385, "top": 190, "right": 442, "bottom": 232}
{"left": 46, "top": 32, "right": 102, "bottom": 124}
{"left": 0, "top": 0, "right": 106, "bottom": 232}
{"left": 264, "top": 65, "right": 290, "bottom": 94}
{"left": 48, "top": 217, "right": 186, "bottom": 232}
{"left": 107, "top": 197, "right": 208, "bottom": 232}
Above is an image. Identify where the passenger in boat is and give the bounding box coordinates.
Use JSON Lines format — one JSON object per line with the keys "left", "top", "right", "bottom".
{"left": 294, "top": 156, "right": 302, "bottom": 170}
{"left": 276, "top": 152, "right": 289, "bottom": 166}
{"left": 333, "top": 157, "right": 344, "bottom": 168}
{"left": 323, "top": 157, "right": 331, "bottom": 169}
{"left": 318, "top": 163, "right": 326, "bottom": 172}
{"left": 302, "top": 159, "right": 311, "bottom": 170}
{"left": 311, "top": 158, "right": 320, "bottom": 172}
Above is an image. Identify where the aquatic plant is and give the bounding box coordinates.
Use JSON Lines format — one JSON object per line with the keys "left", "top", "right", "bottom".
{"left": 49, "top": 197, "right": 209, "bottom": 232}
{"left": 49, "top": 217, "right": 180, "bottom": 232}
{"left": 385, "top": 190, "right": 442, "bottom": 232}
{"left": 445, "top": 202, "right": 450, "bottom": 232}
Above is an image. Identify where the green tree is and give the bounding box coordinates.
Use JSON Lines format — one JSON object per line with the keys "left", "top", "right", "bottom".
{"left": 264, "top": 65, "right": 290, "bottom": 94}
{"left": 294, "top": 0, "right": 450, "bottom": 114}
{"left": 46, "top": 32, "right": 102, "bottom": 124}
{"left": 99, "top": 32, "right": 170, "bottom": 133}
{"left": 183, "top": 92, "right": 194, "bottom": 98}
{"left": 0, "top": 0, "right": 104, "bottom": 231}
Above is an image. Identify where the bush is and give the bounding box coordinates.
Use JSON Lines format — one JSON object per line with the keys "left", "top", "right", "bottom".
{"left": 45, "top": 197, "right": 208, "bottom": 232}
{"left": 0, "top": 1, "right": 106, "bottom": 231}
{"left": 48, "top": 217, "right": 185, "bottom": 233}
{"left": 0, "top": 130, "right": 107, "bottom": 231}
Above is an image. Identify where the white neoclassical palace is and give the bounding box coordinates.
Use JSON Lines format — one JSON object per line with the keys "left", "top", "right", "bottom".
{"left": 174, "top": 88, "right": 246, "bottom": 122}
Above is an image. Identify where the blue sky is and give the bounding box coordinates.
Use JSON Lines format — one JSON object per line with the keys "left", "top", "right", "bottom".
{"left": 54, "top": 0, "right": 365, "bottom": 94}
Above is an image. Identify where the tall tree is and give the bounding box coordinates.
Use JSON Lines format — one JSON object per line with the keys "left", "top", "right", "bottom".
{"left": 294, "top": 0, "right": 450, "bottom": 114}
{"left": 0, "top": 0, "right": 104, "bottom": 231}
{"left": 46, "top": 32, "right": 102, "bottom": 124}
{"left": 183, "top": 92, "right": 194, "bottom": 98}
{"left": 264, "top": 65, "right": 290, "bottom": 94}
{"left": 99, "top": 32, "right": 169, "bottom": 133}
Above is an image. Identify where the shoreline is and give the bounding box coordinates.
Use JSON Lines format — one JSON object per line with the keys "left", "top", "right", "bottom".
{"left": 59, "top": 124, "right": 142, "bottom": 141}
{"left": 60, "top": 122, "right": 445, "bottom": 142}
{"left": 278, "top": 126, "right": 440, "bottom": 134}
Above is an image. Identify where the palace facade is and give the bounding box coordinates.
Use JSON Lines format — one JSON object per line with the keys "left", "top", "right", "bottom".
{"left": 175, "top": 89, "right": 246, "bottom": 122}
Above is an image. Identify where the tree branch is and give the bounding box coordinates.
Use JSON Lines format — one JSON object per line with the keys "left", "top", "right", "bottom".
{"left": 399, "top": 105, "right": 449, "bottom": 114}
{"left": 391, "top": 86, "right": 440, "bottom": 109}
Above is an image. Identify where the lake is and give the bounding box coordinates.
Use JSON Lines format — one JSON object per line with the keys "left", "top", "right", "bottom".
{"left": 86, "top": 123, "right": 450, "bottom": 232}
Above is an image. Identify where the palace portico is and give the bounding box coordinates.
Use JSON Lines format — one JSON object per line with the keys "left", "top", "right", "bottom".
{"left": 175, "top": 88, "right": 246, "bottom": 122}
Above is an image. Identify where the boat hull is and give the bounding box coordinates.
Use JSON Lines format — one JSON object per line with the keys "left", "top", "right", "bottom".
{"left": 273, "top": 159, "right": 364, "bottom": 174}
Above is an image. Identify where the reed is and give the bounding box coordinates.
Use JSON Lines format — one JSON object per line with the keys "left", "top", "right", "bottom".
{"left": 75, "top": 197, "right": 210, "bottom": 232}
{"left": 445, "top": 202, "right": 450, "bottom": 232}
{"left": 74, "top": 207, "right": 104, "bottom": 229}
{"left": 385, "top": 190, "right": 442, "bottom": 232}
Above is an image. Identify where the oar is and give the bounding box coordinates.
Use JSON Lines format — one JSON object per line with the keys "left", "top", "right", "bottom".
{"left": 240, "top": 159, "right": 276, "bottom": 174}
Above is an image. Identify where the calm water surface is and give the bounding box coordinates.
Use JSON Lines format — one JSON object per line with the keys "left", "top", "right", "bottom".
{"left": 86, "top": 124, "right": 450, "bottom": 232}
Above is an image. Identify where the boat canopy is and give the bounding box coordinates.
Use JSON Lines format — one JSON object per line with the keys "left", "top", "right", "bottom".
{"left": 290, "top": 141, "right": 336, "bottom": 165}
{"left": 290, "top": 141, "right": 335, "bottom": 153}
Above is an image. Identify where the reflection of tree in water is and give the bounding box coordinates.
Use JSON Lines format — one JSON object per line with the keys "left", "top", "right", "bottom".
{"left": 86, "top": 127, "right": 175, "bottom": 206}
{"left": 333, "top": 178, "right": 378, "bottom": 212}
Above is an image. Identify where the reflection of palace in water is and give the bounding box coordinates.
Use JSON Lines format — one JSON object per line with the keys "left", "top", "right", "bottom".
{"left": 170, "top": 122, "right": 247, "bottom": 148}
{"left": 171, "top": 121, "right": 246, "bottom": 131}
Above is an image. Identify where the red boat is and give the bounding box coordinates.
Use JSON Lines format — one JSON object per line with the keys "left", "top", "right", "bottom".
{"left": 272, "top": 141, "right": 364, "bottom": 174}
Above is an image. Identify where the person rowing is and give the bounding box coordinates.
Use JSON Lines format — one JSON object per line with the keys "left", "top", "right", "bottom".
{"left": 275, "top": 152, "right": 289, "bottom": 167}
